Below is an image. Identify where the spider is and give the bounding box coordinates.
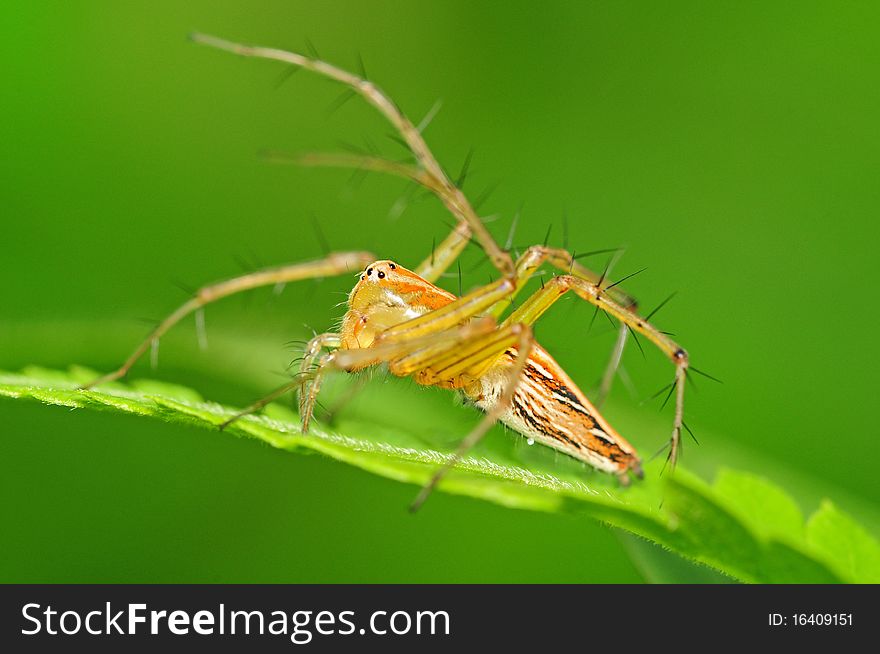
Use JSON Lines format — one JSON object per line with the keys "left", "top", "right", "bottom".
{"left": 83, "top": 33, "right": 691, "bottom": 510}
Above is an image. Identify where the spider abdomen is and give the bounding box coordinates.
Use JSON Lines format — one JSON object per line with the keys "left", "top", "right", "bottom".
{"left": 471, "top": 345, "right": 642, "bottom": 479}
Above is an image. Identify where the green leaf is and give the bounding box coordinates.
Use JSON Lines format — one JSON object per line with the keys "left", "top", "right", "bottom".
{"left": 2, "top": 366, "right": 878, "bottom": 584}
{"left": 713, "top": 469, "right": 805, "bottom": 542}
{"left": 618, "top": 533, "right": 732, "bottom": 584}
{"left": 662, "top": 472, "right": 842, "bottom": 583}
{"left": 806, "top": 501, "right": 880, "bottom": 583}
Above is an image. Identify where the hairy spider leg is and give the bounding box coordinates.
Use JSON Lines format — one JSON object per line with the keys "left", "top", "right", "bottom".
{"left": 81, "top": 252, "right": 375, "bottom": 388}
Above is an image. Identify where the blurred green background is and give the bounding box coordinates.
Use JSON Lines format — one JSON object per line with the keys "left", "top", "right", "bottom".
{"left": 2, "top": 1, "right": 878, "bottom": 582}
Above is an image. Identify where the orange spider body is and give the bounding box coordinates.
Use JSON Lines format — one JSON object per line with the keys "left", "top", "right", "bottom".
{"left": 340, "top": 260, "right": 642, "bottom": 480}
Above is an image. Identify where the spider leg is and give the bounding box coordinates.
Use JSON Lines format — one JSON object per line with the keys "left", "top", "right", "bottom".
{"left": 407, "top": 323, "right": 534, "bottom": 511}
{"left": 298, "top": 332, "right": 342, "bottom": 420}
{"left": 297, "top": 318, "right": 497, "bottom": 432}
{"left": 501, "top": 274, "right": 689, "bottom": 468}
{"left": 596, "top": 323, "right": 628, "bottom": 406}
{"left": 413, "top": 221, "right": 472, "bottom": 283}
{"left": 264, "top": 152, "right": 474, "bottom": 284}
{"left": 192, "top": 33, "right": 514, "bottom": 278}
{"left": 300, "top": 317, "right": 534, "bottom": 511}
{"left": 293, "top": 332, "right": 413, "bottom": 427}
{"left": 490, "top": 245, "right": 640, "bottom": 405}
{"left": 491, "top": 245, "right": 637, "bottom": 317}
{"left": 81, "top": 251, "right": 374, "bottom": 388}
{"left": 222, "top": 348, "right": 444, "bottom": 434}
{"left": 219, "top": 372, "right": 312, "bottom": 431}
{"left": 377, "top": 277, "right": 515, "bottom": 343}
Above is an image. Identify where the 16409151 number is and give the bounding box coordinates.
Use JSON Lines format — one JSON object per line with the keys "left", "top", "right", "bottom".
{"left": 769, "top": 613, "right": 853, "bottom": 627}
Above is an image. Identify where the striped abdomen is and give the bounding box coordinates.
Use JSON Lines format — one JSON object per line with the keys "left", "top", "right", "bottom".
{"left": 468, "top": 344, "right": 642, "bottom": 480}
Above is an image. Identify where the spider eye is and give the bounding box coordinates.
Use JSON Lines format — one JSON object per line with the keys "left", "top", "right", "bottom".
{"left": 378, "top": 271, "right": 386, "bottom": 279}
{"left": 389, "top": 263, "right": 396, "bottom": 269}
{"left": 367, "top": 268, "right": 372, "bottom": 276}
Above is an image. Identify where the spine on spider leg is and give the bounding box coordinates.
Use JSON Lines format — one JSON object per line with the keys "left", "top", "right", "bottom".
{"left": 592, "top": 287, "right": 688, "bottom": 367}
